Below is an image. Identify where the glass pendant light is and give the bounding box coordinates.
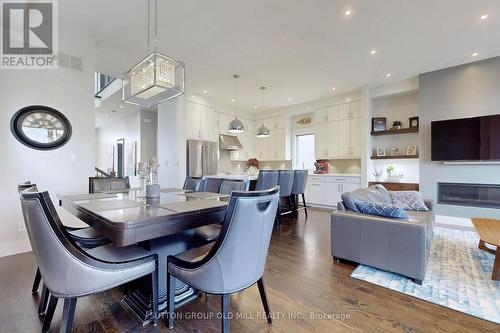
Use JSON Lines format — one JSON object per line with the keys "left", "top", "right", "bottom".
{"left": 228, "top": 74, "right": 245, "bottom": 133}
{"left": 256, "top": 86, "right": 270, "bottom": 137}
{"left": 122, "top": 0, "right": 185, "bottom": 108}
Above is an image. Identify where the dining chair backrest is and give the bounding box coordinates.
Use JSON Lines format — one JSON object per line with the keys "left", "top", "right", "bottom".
{"left": 277, "top": 170, "right": 294, "bottom": 198}
{"left": 18, "top": 181, "right": 35, "bottom": 193}
{"left": 183, "top": 177, "right": 202, "bottom": 191}
{"left": 254, "top": 170, "right": 278, "bottom": 191}
{"left": 199, "top": 177, "right": 222, "bottom": 193}
{"left": 219, "top": 179, "right": 246, "bottom": 195}
{"left": 170, "top": 187, "right": 279, "bottom": 294}
{"left": 19, "top": 191, "right": 152, "bottom": 298}
{"left": 89, "top": 177, "right": 130, "bottom": 193}
{"left": 291, "top": 170, "right": 308, "bottom": 195}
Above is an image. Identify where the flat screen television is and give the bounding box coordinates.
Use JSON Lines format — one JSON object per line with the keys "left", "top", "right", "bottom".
{"left": 431, "top": 114, "right": 500, "bottom": 161}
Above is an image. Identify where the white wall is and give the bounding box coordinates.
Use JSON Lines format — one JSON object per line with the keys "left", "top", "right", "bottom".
{"left": 0, "top": 29, "right": 96, "bottom": 257}
{"left": 419, "top": 56, "right": 500, "bottom": 218}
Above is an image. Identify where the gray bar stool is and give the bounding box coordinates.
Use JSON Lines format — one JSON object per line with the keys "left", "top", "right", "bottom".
{"left": 183, "top": 176, "right": 202, "bottom": 191}
{"left": 290, "top": 170, "right": 308, "bottom": 217}
{"left": 254, "top": 170, "right": 278, "bottom": 191}
{"left": 199, "top": 177, "right": 222, "bottom": 192}
{"left": 276, "top": 170, "right": 294, "bottom": 224}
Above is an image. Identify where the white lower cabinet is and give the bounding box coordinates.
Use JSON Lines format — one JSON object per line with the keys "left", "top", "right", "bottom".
{"left": 305, "top": 175, "right": 361, "bottom": 207}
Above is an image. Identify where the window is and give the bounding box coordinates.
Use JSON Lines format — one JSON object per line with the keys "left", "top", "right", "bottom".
{"left": 294, "top": 134, "right": 315, "bottom": 170}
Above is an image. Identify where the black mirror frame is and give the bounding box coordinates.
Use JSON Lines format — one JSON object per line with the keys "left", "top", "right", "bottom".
{"left": 10, "top": 105, "right": 72, "bottom": 151}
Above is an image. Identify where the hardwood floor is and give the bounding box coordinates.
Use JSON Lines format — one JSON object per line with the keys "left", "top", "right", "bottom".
{"left": 0, "top": 208, "right": 498, "bottom": 333}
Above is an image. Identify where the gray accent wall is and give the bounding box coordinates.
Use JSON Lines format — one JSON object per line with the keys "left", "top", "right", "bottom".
{"left": 140, "top": 109, "right": 158, "bottom": 163}
{"left": 419, "top": 56, "right": 500, "bottom": 218}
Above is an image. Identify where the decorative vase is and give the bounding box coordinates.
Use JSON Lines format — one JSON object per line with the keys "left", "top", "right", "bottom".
{"left": 375, "top": 176, "right": 381, "bottom": 182}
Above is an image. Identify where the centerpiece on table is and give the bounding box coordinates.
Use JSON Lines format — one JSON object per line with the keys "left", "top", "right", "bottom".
{"left": 246, "top": 158, "right": 259, "bottom": 176}
{"left": 138, "top": 157, "right": 161, "bottom": 197}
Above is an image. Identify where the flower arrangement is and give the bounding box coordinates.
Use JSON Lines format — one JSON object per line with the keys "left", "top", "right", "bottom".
{"left": 247, "top": 158, "right": 259, "bottom": 169}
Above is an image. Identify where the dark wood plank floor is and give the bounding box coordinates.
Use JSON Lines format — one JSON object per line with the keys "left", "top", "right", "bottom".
{"left": 1, "top": 209, "right": 498, "bottom": 333}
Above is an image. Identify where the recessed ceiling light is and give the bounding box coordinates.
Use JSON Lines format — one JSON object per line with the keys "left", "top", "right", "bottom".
{"left": 370, "top": 50, "right": 377, "bottom": 55}
{"left": 332, "top": 87, "right": 336, "bottom": 91}
{"left": 253, "top": 106, "right": 257, "bottom": 109}
{"left": 105, "top": 113, "right": 109, "bottom": 117}
{"left": 203, "top": 90, "right": 208, "bottom": 94}
{"left": 119, "top": 105, "right": 124, "bottom": 109}
{"left": 346, "top": 98, "right": 351, "bottom": 102}
{"left": 480, "top": 14, "right": 489, "bottom": 20}
{"left": 386, "top": 73, "right": 392, "bottom": 78}
{"left": 345, "top": 10, "right": 352, "bottom": 16}
{"left": 288, "top": 97, "right": 292, "bottom": 102}
{"left": 472, "top": 52, "right": 479, "bottom": 57}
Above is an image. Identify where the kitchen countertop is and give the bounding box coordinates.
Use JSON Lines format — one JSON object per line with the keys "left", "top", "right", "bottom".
{"left": 308, "top": 173, "right": 362, "bottom": 178}
{"left": 204, "top": 174, "right": 258, "bottom": 181}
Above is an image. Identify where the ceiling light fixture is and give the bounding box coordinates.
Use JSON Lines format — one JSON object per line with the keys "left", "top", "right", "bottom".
{"left": 122, "top": 0, "right": 185, "bottom": 108}
{"left": 203, "top": 90, "right": 208, "bottom": 94}
{"left": 228, "top": 74, "right": 244, "bottom": 133}
{"left": 386, "top": 73, "right": 392, "bottom": 78}
{"left": 480, "top": 14, "right": 489, "bottom": 20}
{"left": 253, "top": 106, "right": 257, "bottom": 109}
{"left": 256, "top": 86, "right": 270, "bottom": 138}
{"left": 370, "top": 50, "right": 377, "bottom": 55}
{"left": 288, "top": 97, "right": 292, "bottom": 102}
{"left": 472, "top": 52, "right": 479, "bottom": 57}
{"left": 332, "top": 87, "right": 336, "bottom": 91}
{"left": 119, "top": 105, "right": 124, "bottom": 109}
{"left": 345, "top": 10, "right": 352, "bottom": 16}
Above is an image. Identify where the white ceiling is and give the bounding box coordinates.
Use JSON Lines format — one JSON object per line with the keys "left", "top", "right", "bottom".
{"left": 61, "top": 0, "right": 500, "bottom": 112}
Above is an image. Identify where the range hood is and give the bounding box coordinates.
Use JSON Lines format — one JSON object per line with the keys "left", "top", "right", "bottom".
{"left": 219, "top": 134, "right": 243, "bottom": 150}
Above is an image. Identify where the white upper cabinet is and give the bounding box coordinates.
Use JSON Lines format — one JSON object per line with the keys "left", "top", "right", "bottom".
{"left": 229, "top": 120, "right": 254, "bottom": 161}
{"left": 314, "top": 100, "right": 362, "bottom": 160}
{"left": 217, "top": 113, "right": 233, "bottom": 135}
{"left": 200, "top": 105, "right": 218, "bottom": 142}
{"left": 185, "top": 102, "right": 202, "bottom": 140}
{"left": 253, "top": 116, "right": 290, "bottom": 161}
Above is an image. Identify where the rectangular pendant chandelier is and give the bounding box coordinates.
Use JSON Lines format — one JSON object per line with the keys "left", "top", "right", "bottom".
{"left": 122, "top": 51, "right": 185, "bottom": 108}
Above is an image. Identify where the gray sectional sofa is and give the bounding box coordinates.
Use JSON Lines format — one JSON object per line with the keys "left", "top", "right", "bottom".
{"left": 331, "top": 185, "right": 434, "bottom": 284}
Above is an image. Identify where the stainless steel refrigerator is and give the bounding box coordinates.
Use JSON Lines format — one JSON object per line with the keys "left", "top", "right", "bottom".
{"left": 186, "top": 140, "right": 218, "bottom": 178}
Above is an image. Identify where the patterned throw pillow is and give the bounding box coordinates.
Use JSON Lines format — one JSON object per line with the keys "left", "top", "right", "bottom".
{"left": 390, "top": 191, "right": 429, "bottom": 211}
{"left": 354, "top": 201, "right": 409, "bottom": 219}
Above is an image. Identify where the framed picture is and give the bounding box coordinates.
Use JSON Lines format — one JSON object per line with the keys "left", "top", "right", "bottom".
{"left": 391, "top": 148, "right": 399, "bottom": 156}
{"left": 372, "top": 117, "right": 386, "bottom": 132}
{"left": 406, "top": 144, "right": 418, "bottom": 156}
{"left": 409, "top": 116, "right": 419, "bottom": 128}
{"left": 376, "top": 147, "right": 386, "bottom": 156}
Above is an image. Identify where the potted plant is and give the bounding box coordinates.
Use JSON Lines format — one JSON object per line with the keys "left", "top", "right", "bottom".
{"left": 372, "top": 169, "right": 383, "bottom": 182}
{"left": 246, "top": 158, "right": 259, "bottom": 176}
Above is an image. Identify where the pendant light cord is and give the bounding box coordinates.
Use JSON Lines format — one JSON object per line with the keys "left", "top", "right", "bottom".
{"left": 234, "top": 74, "right": 239, "bottom": 119}
{"left": 154, "top": 0, "right": 158, "bottom": 51}
{"left": 147, "top": 0, "right": 150, "bottom": 50}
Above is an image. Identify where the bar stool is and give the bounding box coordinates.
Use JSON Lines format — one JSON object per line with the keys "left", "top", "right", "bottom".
{"left": 254, "top": 170, "right": 278, "bottom": 191}
{"left": 276, "top": 170, "right": 294, "bottom": 224}
{"left": 290, "top": 170, "right": 308, "bottom": 217}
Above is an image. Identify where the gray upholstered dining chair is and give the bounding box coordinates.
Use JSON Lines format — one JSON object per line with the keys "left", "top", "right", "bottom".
{"left": 276, "top": 170, "right": 294, "bottom": 223}
{"left": 183, "top": 176, "right": 202, "bottom": 191}
{"left": 193, "top": 179, "right": 247, "bottom": 244}
{"left": 166, "top": 187, "right": 279, "bottom": 333}
{"left": 18, "top": 182, "right": 109, "bottom": 312}
{"left": 19, "top": 190, "right": 159, "bottom": 333}
{"left": 254, "top": 170, "right": 278, "bottom": 191}
{"left": 88, "top": 176, "right": 130, "bottom": 193}
{"left": 290, "top": 170, "right": 308, "bottom": 217}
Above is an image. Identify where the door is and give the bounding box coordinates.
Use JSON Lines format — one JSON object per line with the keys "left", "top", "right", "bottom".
{"left": 294, "top": 134, "right": 315, "bottom": 170}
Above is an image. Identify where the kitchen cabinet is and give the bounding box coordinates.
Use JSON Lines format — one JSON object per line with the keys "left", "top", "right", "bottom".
{"left": 305, "top": 175, "right": 361, "bottom": 207}
{"left": 185, "top": 102, "right": 202, "bottom": 140}
{"left": 255, "top": 136, "right": 270, "bottom": 161}
{"left": 200, "top": 106, "right": 218, "bottom": 142}
{"left": 253, "top": 116, "right": 290, "bottom": 161}
{"left": 314, "top": 101, "right": 361, "bottom": 159}
{"left": 185, "top": 102, "right": 219, "bottom": 142}
{"left": 230, "top": 121, "right": 255, "bottom": 161}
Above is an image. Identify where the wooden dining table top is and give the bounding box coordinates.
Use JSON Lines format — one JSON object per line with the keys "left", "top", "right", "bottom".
{"left": 58, "top": 188, "right": 229, "bottom": 247}
{"left": 471, "top": 218, "right": 500, "bottom": 247}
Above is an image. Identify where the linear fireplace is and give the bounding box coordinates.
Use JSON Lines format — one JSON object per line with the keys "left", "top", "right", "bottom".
{"left": 438, "top": 182, "right": 500, "bottom": 209}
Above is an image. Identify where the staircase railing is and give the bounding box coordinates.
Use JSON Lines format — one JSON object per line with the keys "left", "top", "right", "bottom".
{"left": 94, "top": 167, "right": 115, "bottom": 178}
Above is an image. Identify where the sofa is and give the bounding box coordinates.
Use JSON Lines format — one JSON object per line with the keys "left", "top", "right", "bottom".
{"left": 331, "top": 185, "right": 434, "bottom": 284}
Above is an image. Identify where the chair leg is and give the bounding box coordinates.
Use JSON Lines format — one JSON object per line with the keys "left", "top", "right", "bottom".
{"left": 60, "top": 298, "right": 77, "bottom": 333}
{"left": 151, "top": 269, "right": 159, "bottom": 326}
{"left": 221, "top": 294, "right": 231, "bottom": 333}
{"left": 167, "top": 272, "right": 175, "bottom": 329}
{"left": 41, "top": 295, "right": 58, "bottom": 333}
{"left": 38, "top": 284, "right": 50, "bottom": 316}
{"left": 32, "top": 268, "right": 41, "bottom": 294}
{"left": 257, "top": 278, "right": 272, "bottom": 324}
{"left": 301, "top": 193, "right": 308, "bottom": 217}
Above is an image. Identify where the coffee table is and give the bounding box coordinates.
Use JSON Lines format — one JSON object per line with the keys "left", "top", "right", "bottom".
{"left": 471, "top": 218, "right": 500, "bottom": 280}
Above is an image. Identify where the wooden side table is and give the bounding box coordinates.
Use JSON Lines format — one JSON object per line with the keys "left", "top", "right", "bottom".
{"left": 471, "top": 218, "right": 500, "bottom": 280}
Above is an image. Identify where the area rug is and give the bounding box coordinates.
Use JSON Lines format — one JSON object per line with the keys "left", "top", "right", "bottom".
{"left": 351, "top": 227, "right": 500, "bottom": 324}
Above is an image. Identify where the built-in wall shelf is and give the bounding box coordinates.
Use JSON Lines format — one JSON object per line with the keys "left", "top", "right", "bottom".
{"left": 371, "top": 127, "right": 419, "bottom": 136}
{"left": 371, "top": 155, "right": 419, "bottom": 160}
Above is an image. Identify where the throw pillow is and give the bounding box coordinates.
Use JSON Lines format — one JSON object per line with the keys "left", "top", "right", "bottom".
{"left": 390, "top": 191, "right": 429, "bottom": 211}
{"left": 342, "top": 185, "right": 392, "bottom": 212}
{"left": 354, "top": 201, "right": 409, "bottom": 219}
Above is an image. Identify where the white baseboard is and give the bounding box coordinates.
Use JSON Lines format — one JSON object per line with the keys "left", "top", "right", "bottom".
{"left": 0, "top": 239, "right": 32, "bottom": 258}
{"left": 435, "top": 215, "right": 474, "bottom": 231}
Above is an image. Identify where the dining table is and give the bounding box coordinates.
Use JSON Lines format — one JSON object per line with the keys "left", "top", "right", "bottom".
{"left": 58, "top": 188, "right": 229, "bottom": 325}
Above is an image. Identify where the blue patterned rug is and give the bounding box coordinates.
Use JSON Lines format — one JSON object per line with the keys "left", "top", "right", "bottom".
{"left": 351, "top": 227, "right": 500, "bottom": 324}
